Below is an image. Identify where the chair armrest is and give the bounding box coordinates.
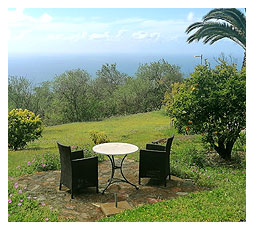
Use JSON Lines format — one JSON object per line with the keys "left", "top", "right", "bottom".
{"left": 146, "top": 144, "right": 166, "bottom": 151}
{"left": 140, "top": 149, "right": 168, "bottom": 158}
{"left": 71, "top": 156, "right": 98, "bottom": 165}
{"left": 71, "top": 150, "right": 84, "bottom": 160}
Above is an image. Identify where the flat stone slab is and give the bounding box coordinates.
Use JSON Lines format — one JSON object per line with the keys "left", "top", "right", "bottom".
{"left": 100, "top": 201, "right": 132, "bottom": 216}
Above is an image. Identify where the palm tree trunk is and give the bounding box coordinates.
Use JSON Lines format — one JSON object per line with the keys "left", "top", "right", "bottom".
{"left": 242, "top": 51, "right": 246, "bottom": 69}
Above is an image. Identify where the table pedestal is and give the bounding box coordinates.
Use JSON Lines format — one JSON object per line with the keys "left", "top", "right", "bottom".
{"left": 102, "top": 154, "right": 139, "bottom": 194}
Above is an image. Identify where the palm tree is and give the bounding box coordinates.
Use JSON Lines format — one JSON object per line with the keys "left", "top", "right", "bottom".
{"left": 186, "top": 8, "right": 246, "bottom": 68}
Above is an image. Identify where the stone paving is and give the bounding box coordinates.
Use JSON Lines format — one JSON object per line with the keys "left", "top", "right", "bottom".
{"left": 12, "top": 158, "right": 205, "bottom": 222}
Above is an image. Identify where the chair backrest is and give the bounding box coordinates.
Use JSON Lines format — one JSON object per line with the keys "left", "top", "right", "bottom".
{"left": 57, "top": 142, "right": 72, "bottom": 170}
{"left": 165, "top": 134, "right": 174, "bottom": 154}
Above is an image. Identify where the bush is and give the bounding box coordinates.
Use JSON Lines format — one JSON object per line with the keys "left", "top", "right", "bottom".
{"left": 8, "top": 109, "right": 43, "bottom": 150}
{"left": 166, "top": 60, "right": 246, "bottom": 160}
{"left": 89, "top": 130, "right": 110, "bottom": 145}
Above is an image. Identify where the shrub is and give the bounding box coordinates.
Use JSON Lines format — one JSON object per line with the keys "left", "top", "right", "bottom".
{"left": 166, "top": 60, "right": 246, "bottom": 160}
{"left": 89, "top": 130, "right": 110, "bottom": 145}
{"left": 8, "top": 109, "right": 43, "bottom": 150}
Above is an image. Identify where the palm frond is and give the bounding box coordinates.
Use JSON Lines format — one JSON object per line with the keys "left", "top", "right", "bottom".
{"left": 203, "top": 8, "right": 246, "bottom": 36}
{"left": 186, "top": 8, "right": 246, "bottom": 52}
{"left": 185, "top": 22, "right": 203, "bottom": 34}
{"left": 187, "top": 22, "right": 245, "bottom": 49}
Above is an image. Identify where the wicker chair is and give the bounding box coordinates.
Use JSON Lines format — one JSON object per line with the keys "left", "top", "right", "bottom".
{"left": 139, "top": 135, "right": 174, "bottom": 187}
{"left": 57, "top": 142, "right": 98, "bottom": 199}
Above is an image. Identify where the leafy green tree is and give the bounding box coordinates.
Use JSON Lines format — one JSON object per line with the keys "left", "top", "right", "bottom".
{"left": 136, "top": 59, "right": 183, "bottom": 110}
{"left": 32, "top": 81, "right": 54, "bottom": 122}
{"left": 166, "top": 60, "right": 246, "bottom": 160}
{"left": 92, "top": 63, "right": 129, "bottom": 117}
{"left": 8, "top": 76, "right": 34, "bottom": 111}
{"left": 53, "top": 69, "right": 93, "bottom": 123}
{"left": 95, "top": 63, "right": 128, "bottom": 92}
{"left": 114, "top": 77, "right": 154, "bottom": 115}
{"left": 186, "top": 8, "right": 246, "bottom": 68}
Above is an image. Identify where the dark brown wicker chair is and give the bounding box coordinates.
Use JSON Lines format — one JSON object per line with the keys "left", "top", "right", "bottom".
{"left": 139, "top": 135, "right": 174, "bottom": 187}
{"left": 57, "top": 142, "right": 98, "bottom": 199}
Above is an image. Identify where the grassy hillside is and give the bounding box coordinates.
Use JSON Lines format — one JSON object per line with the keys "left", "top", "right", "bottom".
{"left": 8, "top": 111, "right": 173, "bottom": 172}
{"left": 8, "top": 110, "right": 246, "bottom": 222}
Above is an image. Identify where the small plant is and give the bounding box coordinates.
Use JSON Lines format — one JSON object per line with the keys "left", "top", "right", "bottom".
{"left": 8, "top": 180, "right": 59, "bottom": 222}
{"left": 89, "top": 130, "right": 110, "bottom": 145}
{"left": 8, "top": 109, "right": 43, "bottom": 150}
{"left": 10, "top": 152, "right": 61, "bottom": 177}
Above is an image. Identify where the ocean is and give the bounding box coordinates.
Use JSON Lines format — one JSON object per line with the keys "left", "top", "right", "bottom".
{"left": 8, "top": 53, "right": 244, "bottom": 84}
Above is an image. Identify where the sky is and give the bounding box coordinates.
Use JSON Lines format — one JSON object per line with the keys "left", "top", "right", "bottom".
{"left": 8, "top": 7, "right": 245, "bottom": 57}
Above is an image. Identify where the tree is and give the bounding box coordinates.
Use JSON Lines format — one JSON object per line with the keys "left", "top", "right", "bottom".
{"left": 136, "top": 59, "right": 183, "bottom": 110}
{"left": 53, "top": 69, "right": 92, "bottom": 123}
{"left": 186, "top": 8, "right": 246, "bottom": 68}
{"left": 95, "top": 63, "right": 128, "bottom": 93}
{"left": 32, "top": 81, "right": 54, "bottom": 121}
{"left": 114, "top": 77, "right": 155, "bottom": 115}
{"left": 92, "top": 63, "right": 129, "bottom": 118}
{"left": 166, "top": 60, "right": 246, "bottom": 160}
{"left": 8, "top": 76, "right": 34, "bottom": 111}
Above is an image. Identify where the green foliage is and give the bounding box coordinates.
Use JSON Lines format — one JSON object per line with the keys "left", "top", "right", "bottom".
{"left": 165, "top": 60, "right": 246, "bottom": 160}
{"left": 8, "top": 76, "right": 34, "bottom": 112}
{"left": 8, "top": 109, "right": 44, "bottom": 150}
{"left": 89, "top": 130, "right": 111, "bottom": 145}
{"left": 135, "top": 59, "right": 184, "bottom": 111}
{"left": 8, "top": 180, "right": 59, "bottom": 222}
{"left": 9, "top": 152, "right": 61, "bottom": 177}
{"left": 8, "top": 60, "right": 184, "bottom": 126}
{"left": 53, "top": 69, "right": 93, "bottom": 123}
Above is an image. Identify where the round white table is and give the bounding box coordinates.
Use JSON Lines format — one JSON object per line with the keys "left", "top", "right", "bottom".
{"left": 93, "top": 142, "right": 139, "bottom": 194}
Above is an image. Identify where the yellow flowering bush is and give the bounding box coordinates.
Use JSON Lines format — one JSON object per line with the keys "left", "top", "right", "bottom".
{"left": 89, "top": 130, "right": 110, "bottom": 145}
{"left": 8, "top": 109, "right": 43, "bottom": 150}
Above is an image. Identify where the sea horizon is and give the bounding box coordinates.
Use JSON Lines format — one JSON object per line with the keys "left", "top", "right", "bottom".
{"left": 8, "top": 52, "right": 244, "bottom": 84}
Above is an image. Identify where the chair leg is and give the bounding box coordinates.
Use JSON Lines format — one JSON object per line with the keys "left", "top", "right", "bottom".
{"left": 59, "top": 183, "right": 62, "bottom": 190}
{"left": 71, "top": 191, "right": 74, "bottom": 199}
{"left": 138, "top": 177, "right": 141, "bottom": 185}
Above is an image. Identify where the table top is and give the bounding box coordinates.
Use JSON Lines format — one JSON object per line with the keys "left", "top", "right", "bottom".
{"left": 92, "top": 142, "right": 139, "bottom": 156}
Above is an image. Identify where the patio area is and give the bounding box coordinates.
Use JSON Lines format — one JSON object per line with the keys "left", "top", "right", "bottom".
{"left": 9, "top": 158, "right": 206, "bottom": 222}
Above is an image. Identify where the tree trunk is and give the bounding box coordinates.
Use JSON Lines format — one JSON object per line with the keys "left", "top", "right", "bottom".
{"left": 242, "top": 51, "right": 246, "bottom": 69}
{"left": 214, "top": 139, "right": 235, "bottom": 161}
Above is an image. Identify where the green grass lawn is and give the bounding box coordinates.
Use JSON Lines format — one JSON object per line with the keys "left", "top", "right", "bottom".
{"left": 8, "top": 111, "right": 173, "bottom": 173}
{"left": 8, "top": 110, "right": 246, "bottom": 222}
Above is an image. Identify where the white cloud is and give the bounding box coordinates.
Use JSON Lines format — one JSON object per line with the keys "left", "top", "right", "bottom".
{"left": 48, "top": 32, "right": 87, "bottom": 41}
{"left": 116, "top": 29, "right": 128, "bottom": 38}
{"left": 187, "top": 12, "right": 194, "bottom": 21}
{"left": 39, "top": 13, "right": 52, "bottom": 23}
{"left": 12, "top": 30, "right": 32, "bottom": 40}
{"left": 89, "top": 32, "right": 110, "bottom": 40}
{"left": 132, "top": 31, "right": 160, "bottom": 40}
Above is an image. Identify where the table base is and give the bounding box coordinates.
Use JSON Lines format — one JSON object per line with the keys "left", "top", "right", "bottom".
{"left": 102, "top": 154, "right": 139, "bottom": 194}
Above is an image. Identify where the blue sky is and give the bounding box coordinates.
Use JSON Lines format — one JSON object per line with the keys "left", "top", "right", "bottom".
{"left": 8, "top": 8, "right": 245, "bottom": 57}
